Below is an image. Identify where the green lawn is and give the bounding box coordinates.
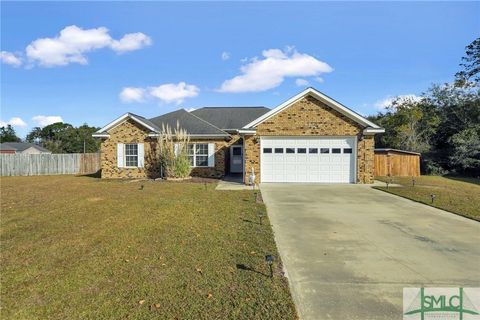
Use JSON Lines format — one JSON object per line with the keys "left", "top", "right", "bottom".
{"left": 375, "top": 176, "right": 480, "bottom": 220}
{"left": 0, "top": 176, "right": 297, "bottom": 319}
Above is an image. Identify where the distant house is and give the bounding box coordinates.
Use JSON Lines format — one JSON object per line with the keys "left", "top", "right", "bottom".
{"left": 0, "top": 142, "right": 52, "bottom": 154}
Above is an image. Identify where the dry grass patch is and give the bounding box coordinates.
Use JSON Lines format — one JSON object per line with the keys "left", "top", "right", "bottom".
{"left": 375, "top": 176, "right": 480, "bottom": 220}
{"left": 1, "top": 176, "right": 297, "bottom": 319}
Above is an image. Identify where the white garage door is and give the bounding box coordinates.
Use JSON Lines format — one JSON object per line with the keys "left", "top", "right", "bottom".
{"left": 260, "top": 137, "right": 356, "bottom": 183}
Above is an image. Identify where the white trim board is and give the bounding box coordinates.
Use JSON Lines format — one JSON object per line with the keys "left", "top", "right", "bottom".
{"left": 244, "top": 87, "right": 382, "bottom": 130}
{"left": 95, "top": 113, "right": 159, "bottom": 135}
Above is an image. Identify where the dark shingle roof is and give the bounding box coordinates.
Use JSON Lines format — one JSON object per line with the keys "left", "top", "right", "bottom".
{"left": 149, "top": 109, "right": 229, "bottom": 136}
{"left": 0, "top": 142, "right": 51, "bottom": 152}
{"left": 191, "top": 107, "right": 270, "bottom": 130}
{"left": 128, "top": 113, "right": 160, "bottom": 132}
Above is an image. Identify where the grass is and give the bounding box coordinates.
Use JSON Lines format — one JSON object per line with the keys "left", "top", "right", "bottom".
{"left": 0, "top": 176, "right": 297, "bottom": 319}
{"left": 374, "top": 175, "right": 480, "bottom": 220}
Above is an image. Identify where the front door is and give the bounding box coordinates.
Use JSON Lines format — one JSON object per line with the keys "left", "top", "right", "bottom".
{"left": 230, "top": 145, "right": 243, "bottom": 173}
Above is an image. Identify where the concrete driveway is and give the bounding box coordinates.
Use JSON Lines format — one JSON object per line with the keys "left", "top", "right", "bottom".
{"left": 260, "top": 184, "right": 480, "bottom": 320}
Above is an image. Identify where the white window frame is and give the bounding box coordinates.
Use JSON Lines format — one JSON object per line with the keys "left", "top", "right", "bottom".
{"left": 124, "top": 143, "right": 139, "bottom": 168}
{"left": 187, "top": 143, "right": 209, "bottom": 167}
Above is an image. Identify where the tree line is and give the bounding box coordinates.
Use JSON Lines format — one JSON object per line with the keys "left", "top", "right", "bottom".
{"left": 0, "top": 123, "right": 100, "bottom": 154}
{"left": 368, "top": 38, "right": 479, "bottom": 176}
{"left": 1, "top": 38, "right": 478, "bottom": 174}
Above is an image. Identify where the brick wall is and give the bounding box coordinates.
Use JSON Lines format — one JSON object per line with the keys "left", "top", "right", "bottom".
{"left": 244, "top": 95, "right": 375, "bottom": 184}
{"left": 100, "top": 119, "right": 236, "bottom": 179}
{"left": 101, "top": 119, "right": 153, "bottom": 179}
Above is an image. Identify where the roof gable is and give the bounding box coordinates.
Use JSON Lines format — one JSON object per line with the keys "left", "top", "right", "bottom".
{"left": 244, "top": 87, "right": 382, "bottom": 129}
{"left": 95, "top": 113, "right": 160, "bottom": 136}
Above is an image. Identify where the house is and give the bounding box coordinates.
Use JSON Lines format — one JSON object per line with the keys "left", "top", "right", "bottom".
{"left": 93, "top": 87, "right": 385, "bottom": 184}
{"left": 0, "top": 142, "right": 52, "bottom": 154}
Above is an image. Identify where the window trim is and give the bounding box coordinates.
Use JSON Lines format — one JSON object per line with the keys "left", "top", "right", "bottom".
{"left": 188, "top": 143, "right": 209, "bottom": 167}
{"left": 124, "top": 143, "right": 139, "bottom": 168}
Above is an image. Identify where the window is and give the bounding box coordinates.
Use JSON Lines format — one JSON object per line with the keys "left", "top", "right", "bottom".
{"left": 297, "top": 148, "right": 307, "bottom": 154}
{"left": 343, "top": 148, "right": 353, "bottom": 154}
{"left": 309, "top": 148, "right": 318, "bottom": 154}
{"left": 125, "top": 144, "right": 138, "bottom": 167}
{"left": 332, "top": 148, "right": 341, "bottom": 154}
{"left": 274, "top": 148, "right": 284, "bottom": 153}
{"left": 187, "top": 143, "right": 209, "bottom": 167}
{"left": 232, "top": 147, "right": 242, "bottom": 156}
{"left": 263, "top": 148, "right": 272, "bottom": 153}
{"left": 320, "top": 148, "right": 330, "bottom": 154}
{"left": 286, "top": 148, "right": 295, "bottom": 154}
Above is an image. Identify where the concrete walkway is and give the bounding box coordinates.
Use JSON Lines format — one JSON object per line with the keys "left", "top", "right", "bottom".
{"left": 260, "top": 183, "right": 480, "bottom": 320}
{"left": 215, "top": 174, "right": 254, "bottom": 190}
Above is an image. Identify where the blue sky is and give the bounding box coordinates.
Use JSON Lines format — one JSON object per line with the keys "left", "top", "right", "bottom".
{"left": 1, "top": 1, "right": 479, "bottom": 138}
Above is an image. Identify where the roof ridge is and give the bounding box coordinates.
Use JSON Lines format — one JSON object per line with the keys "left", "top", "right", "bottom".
{"left": 194, "top": 106, "right": 268, "bottom": 109}
{"left": 185, "top": 109, "right": 229, "bottom": 134}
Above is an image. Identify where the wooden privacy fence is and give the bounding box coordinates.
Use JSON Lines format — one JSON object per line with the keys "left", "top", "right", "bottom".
{"left": 0, "top": 153, "right": 101, "bottom": 176}
{"left": 374, "top": 149, "right": 420, "bottom": 177}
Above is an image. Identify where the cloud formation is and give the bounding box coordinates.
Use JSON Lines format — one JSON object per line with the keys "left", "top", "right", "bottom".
{"left": 119, "top": 87, "right": 146, "bottom": 103}
{"left": 0, "top": 117, "right": 27, "bottom": 128}
{"left": 0, "top": 51, "right": 22, "bottom": 67}
{"left": 4, "top": 25, "right": 153, "bottom": 67}
{"left": 218, "top": 47, "right": 333, "bottom": 93}
{"left": 149, "top": 82, "right": 200, "bottom": 104}
{"left": 32, "top": 115, "right": 64, "bottom": 127}
{"left": 374, "top": 94, "right": 422, "bottom": 112}
{"left": 295, "top": 78, "right": 310, "bottom": 86}
{"left": 221, "top": 51, "right": 230, "bottom": 61}
{"left": 120, "top": 82, "right": 200, "bottom": 105}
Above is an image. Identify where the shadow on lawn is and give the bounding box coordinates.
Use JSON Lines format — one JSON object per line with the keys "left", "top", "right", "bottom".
{"left": 236, "top": 264, "right": 269, "bottom": 277}
{"left": 444, "top": 175, "right": 480, "bottom": 186}
{"left": 241, "top": 218, "right": 262, "bottom": 225}
{"left": 77, "top": 170, "right": 102, "bottom": 178}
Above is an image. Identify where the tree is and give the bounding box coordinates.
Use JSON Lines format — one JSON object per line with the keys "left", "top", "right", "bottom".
{"left": 0, "top": 125, "right": 21, "bottom": 143}
{"left": 25, "top": 122, "right": 101, "bottom": 153}
{"left": 455, "top": 38, "right": 480, "bottom": 85}
{"left": 448, "top": 126, "right": 480, "bottom": 175}
{"left": 369, "top": 96, "right": 439, "bottom": 153}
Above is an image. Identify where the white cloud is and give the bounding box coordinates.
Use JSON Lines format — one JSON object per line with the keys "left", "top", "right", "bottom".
{"left": 119, "top": 87, "right": 147, "bottom": 103}
{"left": 221, "top": 51, "right": 230, "bottom": 61}
{"left": 149, "top": 82, "right": 200, "bottom": 104}
{"left": 110, "top": 33, "right": 152, "bottom": 53}
{"left": 218, "top": 47, "right": 333, "bottom": 93}
{"left": 374, "top": 94, "right": 422, "bottom": 112}
{"left": 24, "top": 25, "right": 151, "bottom": 67}
{"left": 32, "top": 115, "right": 64, "bottom": 127}
{"left": 0, "top": 51, "right": 22, "bottom": 67}
{"left": 295, "top": 78, "right": 309, "bottom": 86}
{"left": 0, "top": 117, "right": 27, "bottom": 128}
{"left": 120, "top": 82, "right": 200, "bottom": 105}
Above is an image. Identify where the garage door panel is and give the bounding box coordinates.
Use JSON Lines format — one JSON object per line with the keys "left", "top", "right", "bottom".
{"left": 261, "top": 137, "right": 356, "bottom": 183}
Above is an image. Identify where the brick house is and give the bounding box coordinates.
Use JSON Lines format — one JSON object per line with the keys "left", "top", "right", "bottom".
{"left": 93, "top": 87, "right": 384, "bottom": 184}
